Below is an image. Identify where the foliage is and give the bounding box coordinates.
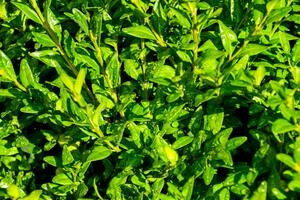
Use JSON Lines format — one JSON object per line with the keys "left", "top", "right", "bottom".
{"left": 0, "top": 0, "right": 300, "bottom": 199}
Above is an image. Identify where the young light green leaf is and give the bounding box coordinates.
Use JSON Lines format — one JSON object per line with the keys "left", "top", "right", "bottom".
{"left": 32, "top": 32, "right": 56, "bottom": 47}
{"left": 172, "top": 136, "right": 193, "bottom": 149}
{"left": 276, "top": 153, "right": 297, "bottom": 170}
{"left": 62, "top": 145, "right": 74, "bottom": 166}
{"left": 86, "top": 146, "right": 112, "bottom": 162}
{"left": 12, "top": 2, "right": 42, "bottom": 24}
{"left": 60, "top": 72, "right": 75, "bottom": 91}
{"left": 272, "top": 119, "right": 295, "bottom": 134}
{"left": 250, "top": 181, "right": 267, "bottom": 200}
{"left": 203, "top": 166, "right": 216, "bottom": 185}
{"left": 182, "top": 176, "right": 194, "bottom": 200}
{"left": 122, "top": 26, "right": 156, "bottom": 40}
{"left": 170, "top": 8, "right": 191, "bottom": 28}
{"left": 106, "top": 53, "right": 121, "bottom": 88}
{"left": 292, "top": 40, "right": 300, "bottom": 63}
{"left": 74, "top": 67, "right": 87, "bottom": 95}
{"left": 52, "top": 173, "right": 73, "bottom": 185}
{"left": 254, "top": 66, "right": 266, "bottom": 86}
{"left": 0, "top": 50, "right": 17, "bottom": 81}
{"left": 239, "top": 44, "right": 268, "bottom": 57}
{"left": 218, "top": 21, "right": 237, "bottom": 56}
{"left": 279, "top": 31, "right": 290, "bottom": 53}
{"left": 20, "top": 190, "right": 42, "bottom": 200}
{"left": 266, "top": 7, "right": 291, "bottom": 25}
{"left": 293, "top": 137, "right": 300, "bottom": 163}
{"left": 124, "top": 59, "right": 142, "bottom": 80}
{"left": 72, "top": 8, "right": 89, "bottom": 35}
{"left": 226, "top": 137, "right": 247, "bottom": 151}
{"left": 20, "top": 59, "right": 35, "bottom": 87}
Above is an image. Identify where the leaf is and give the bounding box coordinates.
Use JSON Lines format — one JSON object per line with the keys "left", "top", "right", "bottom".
{"left": 86, "top": 146, "right": 112, "bottom": 162}
{"left": 172, "top": 136, "right": 193, "bottom": 149}
{"left": 203, "top": 166, "right": 216, "bottom": 185}
{"left": 239, "top": 44, "right": 268, "bottom": 57}
{"left": 106, "top": 53, "right": 121, "bottom": 88}
{"left": 171, "top": 8, "right": 191, "bottom": 28}
{"left": 20, "top": 190, "right": 42, "bottom": 200}
{"left": 127, "top": 121, "right": 142, "bottom": 148}
{"left": 276, "top": 153, "right": 296, "bottom": 169}
{"left": 182, "top": 176, "right": 194, "bottom": 200}
{"left": 60, "top": 72, "right": 75, "bottom": 91}
{"left": 62, "top": 145, "right": 74, "bottom": 166}
{"left": 122, "top": 26, "right": 156, "bottom": 40}
{"left": 226, "top": 137, "right": 247, "bottom": 151}
{"left": 74, "top": 67, "right": 87, "bottom": 95}
{"left": 219, "top": 188, "right": 230, "bottom": 200}
{"left": 52, "top": 173, "right": 73, "bottom": 185}
{"left": 294, "top": 137, "right": 300, "bottom": 163}
{"left": 0, "top": 50, "right": 17, "bottom": 81}
{"left": 292, "top": 40, "right": 300, "bottom": 63}
{"left": 272, "top": 119, "right": 295, "bottom": 134}
{"left": 279, "top": 31, "right": 290, "bottom": 53}
{"left": 72, "top": 8, "right": 89, "bottom": 35}
{"left": 124, "top": 59, "right": 142, "bottom": 80}
{"left": 20, "top": 59, "right": 35, "bottom": 87}
{"left": 254, "top": 66, "right": 265, "bottom": 86}
{"left": 32, "top": 32, "right": 56, "bottom": 47}
{"left": 266, "top": 7, "right": 291, "bottom": 24}
{"left": 12, "top": 2, "right": 42, "bottom": 24}
{"left": 176, "top": 50, "right": 192, "bottom": 63}
{"left": 218, "top": 21, "right": 237, "bottom": 56}
{"left": 250, "top": 181, "right": 267, "bottom": 200}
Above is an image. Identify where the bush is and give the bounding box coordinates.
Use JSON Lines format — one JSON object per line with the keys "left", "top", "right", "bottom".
{"left": 1, "top": 0, "right": 300, "bottom": 199}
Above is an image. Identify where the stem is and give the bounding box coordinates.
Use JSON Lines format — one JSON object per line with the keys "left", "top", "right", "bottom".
{"left": 30, "top": 0, "right": 96, "bottom": 103}
{"left": 14, "top": 80, "right": 27, "bottom": 92}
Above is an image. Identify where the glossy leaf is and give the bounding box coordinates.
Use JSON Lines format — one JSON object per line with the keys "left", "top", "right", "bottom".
{"left": 86, "top": 146, "right": 112, "bottom": 162}
{"left": 12, "top": 2, "right": 42, "bottom": 24}
{"left": 122, "top": 26, "right": 156, "bottom": 40}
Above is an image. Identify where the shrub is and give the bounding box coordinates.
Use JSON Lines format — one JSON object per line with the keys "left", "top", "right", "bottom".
{"left": 1, "top": 0, "right": 300, "bottom": 199}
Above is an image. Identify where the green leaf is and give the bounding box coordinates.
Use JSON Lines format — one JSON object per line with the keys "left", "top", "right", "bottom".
{"left": 20, "top": 59, "right": 35, "bottom": 87}
{"left": 62, "top": 145, "right": 74, "bottom": 166}
{"left": 86, "top": 146, "right": 112, "bottom": 162}
{"left": 0, "top": 50, "right": 17, "bottom": 81}
{"left": 239, "top": 44, "right": 268, "bottom": 57}
{"left": 106, "top": 52, "right": 121, "bottom": 88}
{"left": 226, "top": 137, "right": 247, "bottom": 151}
{"left": 203, "top": 166, "right": 216, "bottom": 185}
{"left": 176, "top": 50, "right": 192, "bottom": 63}
{"left": 254, "top": 66, "right": 265, "bottom": 86}
{"left": 279, "top": 31, "right": 290, "bottom": 53}
{"left": 171, "top": 8, "right": 191, "bottom": 28}
{"left": 276, "top": 153, "right": 296, "bottom": 169}
{"left": 272, "top": 119, "right": 295, "bottom": 134}
{"left": 52, "top": 173, "right": 73, "bottom": 185}
{"left": 250, "top": 181, "right": 267, "bottom": 200}
{"left": 127, "top": 121, "right": 142, "bottom": 148}
{"left": 12, "top": 2, "right": 42, "bottom": 24}
{"left": 60, "top": 72, "right": 75, "bottom": 91}
{"left": 74, "top": 67, "right": 87, "bottom": 95}
{"left": 294, "top": 137, "right": 300, "bottom": 163}
{"left": 218, "top": 21, "right": 237, "bottom": 56}
{"left": 20, "top": 190, "right": 42, "bottom": 200}
{"left": 32, "top": 32, "right": 56, "bottom": 47}
{"left": 219, "top": 188, "right": 230, "bottom": 200}
{"left": 124, "top": 59, "right": 142, "bottom": 80}
{"left": 182, "top": 176, "right": 194, "bottom": 200}
{"left": 292, "top": 40, "right": 300, "bottom": 63}
{"left": 172, "top": 136, "right": 193, "bottom": 149}
{"left": 122, "top": 26, "right": 156, "bottom": 40}
{"left": 266, "top": 7, "right": 291, "bottom": 24}
{"left": 72, "top": 8, "right": 89, "bottom": 35}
